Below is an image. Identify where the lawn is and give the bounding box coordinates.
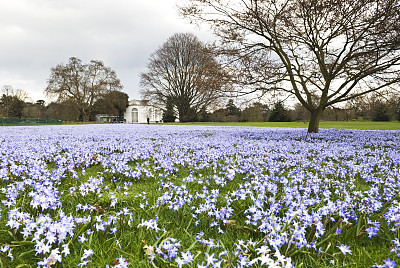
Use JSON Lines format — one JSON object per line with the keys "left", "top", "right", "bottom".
{"left": 0, "top": 118, "right": 62, "bottom": 126}
{"left": 172, "top": 121, "right": 400, "bottom": 130}
{"left": 0, "top": 124, "right": 399, "bottom": 267}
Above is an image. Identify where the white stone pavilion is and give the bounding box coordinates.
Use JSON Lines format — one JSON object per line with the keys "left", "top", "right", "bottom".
{"left": 123, "top": 100, "right": 164, "bottom": 123}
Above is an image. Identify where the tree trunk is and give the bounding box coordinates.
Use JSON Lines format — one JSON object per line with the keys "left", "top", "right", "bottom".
{"left": 80, "top": 108, "right": 89, "bottom": 122}
{"left": 308, "top": 108, "right": 324, "bottom": 133}
{"left": 82, "top": 114, "right": 89, "bottom": 122}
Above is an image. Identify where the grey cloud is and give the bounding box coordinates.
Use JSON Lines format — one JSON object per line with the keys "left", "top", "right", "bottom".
{"left": 0, "top": 0, "right": 213, "bottom": 101}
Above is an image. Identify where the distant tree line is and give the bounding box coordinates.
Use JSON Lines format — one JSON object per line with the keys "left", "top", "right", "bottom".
{"left": 1, "top": 57, "right": 129, "bottom": 122}
{"left": 294, "top": 94, "right": 400, "bottom": 122}
{"left": 1, "top": 85, "right": 129, "bottom": 122}
{"left": 1, "top": 83, "right": 399, "bottom": 123}
{"left": 206, "top": 96, "right": 400, "bottom": 123}
{"left": 200, "top": 99, "right": 291, "bottom": 123}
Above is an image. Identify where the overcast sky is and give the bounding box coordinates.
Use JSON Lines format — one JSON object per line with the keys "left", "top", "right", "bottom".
{"left": 0, "top": 0, "right": 213, "bottom": 102}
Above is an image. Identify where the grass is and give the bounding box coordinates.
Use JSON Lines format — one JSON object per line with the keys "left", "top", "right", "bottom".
{"left": 170, "top": 120, "right": 400, "bottom": 130}
{"left": 0, "top": 122, "right": 62, "bottom": 126}
{"left": 4, "top": 120, "right": 398, "bottom": 130}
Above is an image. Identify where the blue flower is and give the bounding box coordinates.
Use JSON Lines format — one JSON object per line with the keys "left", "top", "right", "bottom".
{"left": 382, "top": 258, "right": 396, "bottom": 268}
{"left": 337, "top": 244, "right": 352, "bottom": 255}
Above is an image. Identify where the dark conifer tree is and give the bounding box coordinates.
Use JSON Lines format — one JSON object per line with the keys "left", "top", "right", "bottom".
{"left": 163, "top": 97, "right": 176, "bottom": 123}
{"left": 372, "top": 102, "right": 390, "bottom": 122}
{"left": 268, "top": 102, "right": 291, "bottom": 122}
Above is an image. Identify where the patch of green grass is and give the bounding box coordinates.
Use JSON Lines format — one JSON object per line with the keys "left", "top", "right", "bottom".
{"left": 0, "top": 123, "right": 62, "bottom": 126}
{"left": 169, "top": 121, "right": 400, "bottom": 130}
{"left": 61, "top": 122, "right": 103, "bottom": 125}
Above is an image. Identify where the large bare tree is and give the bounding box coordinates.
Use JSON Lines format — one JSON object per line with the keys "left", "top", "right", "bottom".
{"left": 140, "top": 33, "right": 226, "bottom": 122}
{"left": 45, "top": 57, "right": 123, "bottom": 121}
{"left": 179, "top": 0, "right": 400, "bottom": 132}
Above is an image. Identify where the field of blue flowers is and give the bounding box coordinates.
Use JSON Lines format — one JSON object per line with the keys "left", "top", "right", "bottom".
{"left": 0, "top": 124, "right": 399, "bottom": 267}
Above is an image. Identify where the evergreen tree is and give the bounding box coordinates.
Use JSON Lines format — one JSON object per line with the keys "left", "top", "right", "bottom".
{"left": 163, "top": 97, "right": 176, "bottom": 123}
{"left": 226, "top": 99, "right": 241, "bottom": 116}
{"left": 397, "top": 103, "right": 400, "bottom": 122}
{"left": 268, "top": 102, "right": 291, "bottom": 122}
{"left": 224, "top": 99, "right": 241, "bottom": 122}
{"left": 198, "top": 108, "right": 212, "bottom": 122}
{"left": 372, "top": 102, "right": 390, "bottom": 122}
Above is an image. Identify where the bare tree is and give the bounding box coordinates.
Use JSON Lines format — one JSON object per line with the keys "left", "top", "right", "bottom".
{"left": 140, "top": 33, "right": 226, "bottom": 122}
{"left": 45, "top": 57, "right": 123, "bottom": 121}
{"left": 179, "top": 0, "right": 400, "bottom": 132}
{"left": 2, "top": 86, "right": 29, "bottom": 101}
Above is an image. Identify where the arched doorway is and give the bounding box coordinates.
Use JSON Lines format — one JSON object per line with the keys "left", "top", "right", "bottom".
{"left": 131, "top": 108, "right": 138, "bottom": 123}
